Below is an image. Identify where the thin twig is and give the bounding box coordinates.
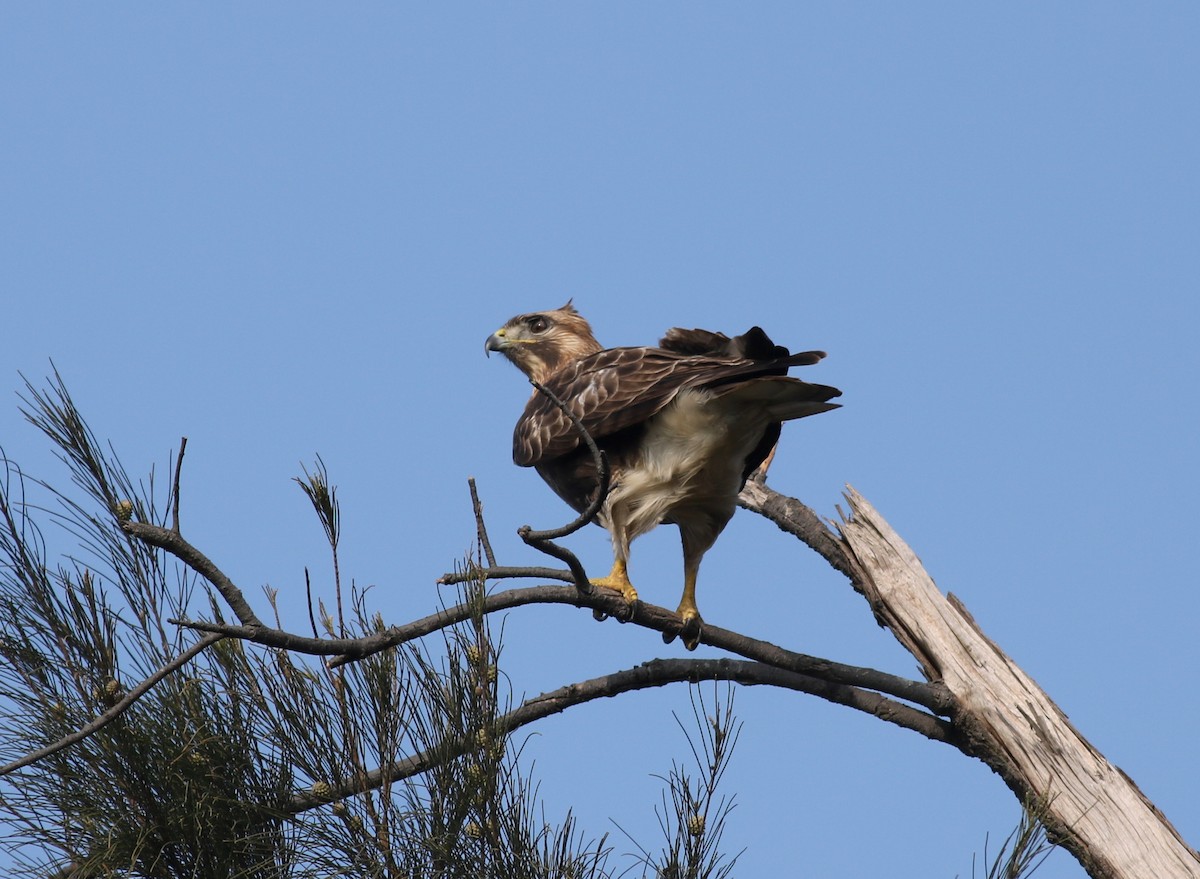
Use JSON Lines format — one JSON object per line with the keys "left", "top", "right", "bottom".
{"left": 0, "top": 632, "right": 225, "bottom": 777}
{"left": 467, "top": 477, "right": 496, "bottom": 568}
{"left": 170, "top": 436, "right": 188, "bottom": 534}
{"left": 305, "top": 567, "right": 319, "bottom": 638}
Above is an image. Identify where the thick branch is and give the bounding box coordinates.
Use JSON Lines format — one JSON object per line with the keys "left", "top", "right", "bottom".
{"left": 738, "top": 477, "right": 856, "bottom": 582}
{"left": 289, "top": 656, "right": 953, "bottom": 813}
{"left": 836, "top": 486, "right": 1200, "bottom": 879}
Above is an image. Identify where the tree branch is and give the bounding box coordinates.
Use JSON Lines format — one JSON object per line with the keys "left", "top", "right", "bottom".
{"left": 438, "top": 565, "right": 572, "bottom": 586}
{"left": 170, "top": 435, "right": 187, "bottom": 533}
{"left": 288, "top": 656, "right": 954, "bottom": 814}
{"left": 467, "top": 477, "right": 496, "bottom": 568}
{"left": 738, "top": 477, "right": 857, "bottom": 583}
{"left": 515, "top": 379, "right": 611, "bottom": 594}
{"left": 835, "top": 486, "right": 1200, "bottom": 879}
{"left": 120, "top": 520, "right": 263, "bottom": 628}
{"left": 0, "top": 632, "right": 225, "bottom": 777}
{"left": 172, "top": 580, "right": 945, "bottom": 715}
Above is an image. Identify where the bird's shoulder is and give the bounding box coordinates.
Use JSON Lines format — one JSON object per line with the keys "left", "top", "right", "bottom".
{"left": 513, "top": 344, "right": 703, "bottom": 467}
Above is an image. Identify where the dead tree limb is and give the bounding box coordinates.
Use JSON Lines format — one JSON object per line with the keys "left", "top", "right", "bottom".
{"left": 834, "top": 486, "right": 1200, "bottom": 879}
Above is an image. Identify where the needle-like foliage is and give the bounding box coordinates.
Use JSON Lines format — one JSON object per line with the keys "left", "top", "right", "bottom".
{"left": 0, "top": 371, "right": 615, "bottom": 877}
{"left": 0, "top": 371, "right": 291, "bottom": 877}
{"left": 0, "top": 370, "right": 1064, "bottom": 879}
{"left": 617, "top": 685, "right": 743, "bottom": 879}
{"left": 958, "top": 796, "right": 1056, "bottom": 879}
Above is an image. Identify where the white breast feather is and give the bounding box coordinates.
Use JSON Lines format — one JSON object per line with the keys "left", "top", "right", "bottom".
{"left": 607, "top": 389, "right": 764, "bottom": 541}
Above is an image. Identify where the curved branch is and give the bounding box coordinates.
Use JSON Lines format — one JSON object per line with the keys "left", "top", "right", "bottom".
{"left": 0, "top": 632, "right": 225, "bottom": 777}
{"left": 289, "top": 656, "right": 954, "bottom": 814}
{"left": 520, "top": 379, "right": 610, "bottom": 543}
{"left": 515, "top": 379, "right": 611, "bottom": 593}
{"left": 738, "top": 477, "right": 856, "bottom": 582}
{"left": 121, "top": 520, "right": 263, "bottom": 628}
{"left": 173, "top": 581, "right": 946, "bottom": 715}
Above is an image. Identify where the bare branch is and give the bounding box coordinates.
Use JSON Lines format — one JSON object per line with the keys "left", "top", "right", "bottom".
{"left": 738, "top": 478, "right": 856, "bottom": 582}
{"left": 438, "top": 565, "right": 572, "bottom": 586}
{"left": 120, "top": 519, "right": 263, "bottom": 628}
{"left": 170, "top": 436, "right": 187, "bottom": 533}
{"left": 169, "top": 580, "right": 945, "bottom": 717}
{"left": 515, "top": 379, "right": 612, "bottom": 594}
{"left": 0, "top": 632, "right": 225, "bottom": 777}
{"left": 289, "top": 657, "right": 953, "bottom": 814}
{"left": 467, "top": 477, "right": 496, "bottom": 568}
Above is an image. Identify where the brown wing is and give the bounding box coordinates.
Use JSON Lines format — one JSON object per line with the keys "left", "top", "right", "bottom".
{"left": 512, "top": 344, "right": 830, "bottom": 467}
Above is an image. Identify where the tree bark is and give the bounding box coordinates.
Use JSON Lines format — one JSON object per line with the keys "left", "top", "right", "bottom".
{"left": 835, "top": 486, "right": 1200, "bottom": 879}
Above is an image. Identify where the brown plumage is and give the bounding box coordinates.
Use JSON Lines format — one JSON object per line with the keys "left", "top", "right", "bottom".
{"left": 486, "top": 302, "right": 840, "bottom": 649}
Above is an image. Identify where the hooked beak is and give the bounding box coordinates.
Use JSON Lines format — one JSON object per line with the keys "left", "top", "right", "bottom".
{"left": 485, "top": 331, "right": 508, "bottom": 357}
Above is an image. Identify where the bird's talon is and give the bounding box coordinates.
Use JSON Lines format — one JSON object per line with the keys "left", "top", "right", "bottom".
{"left": 676, "top": 608, "right": 704, "bottom": 651}
{"left": 592, "top": 608, "right": 608, "bottom": 622}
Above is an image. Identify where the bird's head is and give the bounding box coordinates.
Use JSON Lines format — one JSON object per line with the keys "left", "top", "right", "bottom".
{"left": 485, "top": 301, "right": 602, "bottom": 384}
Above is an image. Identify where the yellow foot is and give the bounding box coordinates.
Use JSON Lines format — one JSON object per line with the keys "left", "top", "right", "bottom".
{"left": 590, "top": 560, "right": 638, "bottom": 603}
{"left": 662, "top": 606, "right": 704, "bottom": 651}
{"left": 590, "top": 562, "right": 639, "bottom": 622}
{"left": 590, "top": 574, "right": 639, "bottom": 603}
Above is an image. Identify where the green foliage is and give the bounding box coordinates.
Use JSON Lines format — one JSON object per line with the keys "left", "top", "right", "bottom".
{"left": 0, "top": 372, "right": 727, "bottom": 879}
{"left": 0, "top": 370, "right": 1062, "bottom": 879}
{"left": 0, "top": 373, "right": 290, "bottom": 877}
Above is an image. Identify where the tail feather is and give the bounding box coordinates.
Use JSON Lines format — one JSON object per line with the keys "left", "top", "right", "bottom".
{"left": 712, "top": 375, "right": 842, "bottom": 422}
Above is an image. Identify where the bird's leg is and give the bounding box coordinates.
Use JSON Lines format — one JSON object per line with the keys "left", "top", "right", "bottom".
{"left": 673, "top": 565, "right": 704, "bottom": 650}
{"left": 664, "top": 523, "right": 716, "bottom": 650}
{"left": 662, "top": 549, "right": 705, "bottom": 650}
{"left": 592, "top": 509, "right": 639, "bottom": 606}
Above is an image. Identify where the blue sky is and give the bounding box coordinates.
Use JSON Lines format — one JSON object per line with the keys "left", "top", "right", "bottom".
{"left": 2, "top": 5, "right": 1198, "bottom": 876}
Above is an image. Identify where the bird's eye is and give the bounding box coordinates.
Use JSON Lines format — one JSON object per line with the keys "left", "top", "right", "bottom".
{"left": 528, "top": 316, "right": 549, "bottom": 333}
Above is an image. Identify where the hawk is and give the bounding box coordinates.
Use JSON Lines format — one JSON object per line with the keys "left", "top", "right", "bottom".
{"left": 486, "top": 303, "right": 840, "bottom": 649}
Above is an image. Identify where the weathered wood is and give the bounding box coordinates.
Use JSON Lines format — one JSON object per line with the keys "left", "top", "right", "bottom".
{"left": 836, "top": 486, "right": 1200, "bottom": 879}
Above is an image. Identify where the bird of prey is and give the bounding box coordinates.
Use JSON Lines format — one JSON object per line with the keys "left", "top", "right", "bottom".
{"left": 485, "top": 302, "right": 840, "bottom": 649}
